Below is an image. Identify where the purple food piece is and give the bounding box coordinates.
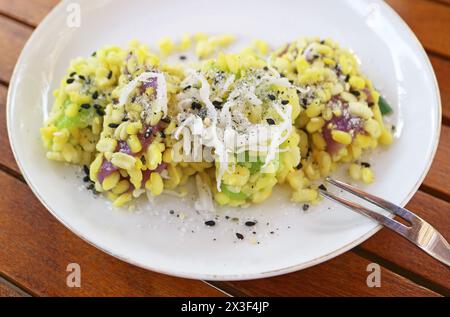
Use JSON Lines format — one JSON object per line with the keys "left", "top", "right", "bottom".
{"left": 323, "top": 100, "right": 364, "bottom": 154}
{"left": 139, "top": 77, "right": 158, "bottom": 94}
{"left": 322, "top": 127, "right": 344, "bottom": 154}
{"left": 136, "top": 124, "right": 161, "bottom": 155}
{"left": 98, "top": 160, "right": 119, "bottom": 183}
{"left": 118, "top": 140, "right": 132, "bottom": 155}
{"left": 141, "top": 163, "right": 168, "bottom": 186}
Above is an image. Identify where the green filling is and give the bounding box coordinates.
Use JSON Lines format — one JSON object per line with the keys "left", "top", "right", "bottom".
{"left": 55, "top": 99, "right": 97, "bottom": 129}
{"left": 378, "top": 96, "right": 393, "bottom": 116}
{"left": 221, "top": 184, "right": 249, "bottom": 200}
{"left": 238, "top": 151, "right": 265, "bottom": 174}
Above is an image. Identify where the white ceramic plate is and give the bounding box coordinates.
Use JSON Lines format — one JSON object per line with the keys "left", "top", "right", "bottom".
{"left": 7, "top": 0, "right": 441, "bottom": 280}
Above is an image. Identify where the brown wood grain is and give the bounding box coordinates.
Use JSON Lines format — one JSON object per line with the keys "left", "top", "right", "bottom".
{"left": 386, "top": 0, "right": 450, "bottom": 58}
{"left": 430, "top": 55, "right": 450, "bottom": 124}
{"left": 0, "top": 15, "right": 32, "bottom": 83}
{"left": 433, "top": 0, "right": 450, "bottom": 6}
{"left": 0, "top": 0, "right": 448, "bottom": 297}
{"left": 0, "top": 85, "right": 19, "bottom": 173}
{"left": 422, "top": 124, "right": 450, "bottom": 199}
{"left": 220, "top": 251, "right": 439, "bottom": 297}
{"left": 0, "top": 171, "right": 226, "bottom": 297}
{"left": 360, "top": 191, "right": 450, "bottom": 293}
{"left": 0, "top": 277, "right": 28, "bottom": 297}
{"left": 0, "top": 0, "right": 59, "bottom": 27}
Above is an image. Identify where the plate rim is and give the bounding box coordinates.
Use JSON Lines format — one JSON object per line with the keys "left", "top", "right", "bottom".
{"left": 6, "top": 0, "right": 442, "bottom": 281}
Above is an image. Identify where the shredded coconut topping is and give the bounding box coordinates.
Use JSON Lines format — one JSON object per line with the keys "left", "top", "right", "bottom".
{"left": 174, "top": 68, "right": 294, "bottom": 191}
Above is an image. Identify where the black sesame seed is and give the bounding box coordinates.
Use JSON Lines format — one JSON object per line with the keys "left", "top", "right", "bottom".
{"left": 225, "top": 216, "right": 230, "bottom": 220}
{"left": 87, "top": 184, "right": 95, "bottom": 190}
{"left": 161, "top": 117, "right": 171, "bottom": 124}
{"left": 245, "top": 221, "right": 256, "bottom": 227}
{"left": 191, "top": 101, "right": 202, "bottom": 110}
{"left": 78, "top": 75, "right": 86, "bottom": 81}
{"left": 83, "top": 165, "right": 89, "bottom": 175}
{"left": 212, "top": 100, "right": 223, "bottom": 109}
{"left": 69, "top": 72, "right": 77, "bottom": 77}
{"left": 96, "top": 109, "right": 105, "bottom": 116}
{"left": 236, "top": 233, "right": 244, "bottom": 240}
{"left": 302, "top": 98, "right": 308, "bottom": 106}
{"left": 66, "top": 78, "right": 75, "bottom": 84}
{"left": 122, "top": 117, "right": 129, "bottom": 122}
{"left": 92, "top": 91, "right": 99, "bottom": 99}
{"left": 108, "top": 123, "right": 120, "bottom": 128}
{"left": 268, "top": 94, "right": 276, "bottom": 101}
{"left": 93, "top": 104, "right": 101, "bottom": 110}
{"left": 361, "top": 162, "right": 371, "bottom": 168}
{"left": 83, "top": 176, "right": 90, "bottom": 182}
{"left": 205, "top": 220, "right": 216, "bottom": 227}
{"left": 183, "top": 85, "right": 191, "bottom": 91}
{"left": 140, "top": 156, "right": 146, "bottom": 165}
{"left": 302, "top": 204, "right": 310, "bottom": 211}
{"left": 263, "top": 66, "right": 269, "bottom": 71}
{"left": 179, "top": 55, "right": 187, "bottom": 60}
{"left": 320, "top": 39, "right": 325, "bottom": 44}
{"left": 266, "top": 118, "right": 275, "bottom": 125}
{"left": 270, "top": 231, "right": 274, "bottom": 234}
{"left": 281, "top": 100, "right": 289, "bottom": 105}
{"left": 91, "top": 51, "right": 97, "bottom": 57}
{"left": 169, "top": 210, "right": 174, "bottom": 215}
{"left": 318, "top": 184, "right": 327, "bottom": 191}
{"left": 107, "top": 70, "right": 113, "bottom": 79}
{"left": 144, "top": 127, "right": 153, "bottom": 138}
{"left": 80, "top": 103, "right": 91, "bottom": 109}
{"left": 296, "top": 163, "right": 303, "bottom": 169}
{"left": 350, "top": 90, "right": 361, "bottom": 97}
{"left": 344, "top": 74, "right": 350, "bottom": 82}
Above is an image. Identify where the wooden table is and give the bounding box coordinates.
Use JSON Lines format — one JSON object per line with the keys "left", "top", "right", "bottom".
{"left": 0, "top": 0, "right": 449, "bottom": 297}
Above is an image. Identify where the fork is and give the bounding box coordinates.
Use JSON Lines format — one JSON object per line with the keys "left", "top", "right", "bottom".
{"left": 319, "top": 177, "right": 450, "bottom": 267}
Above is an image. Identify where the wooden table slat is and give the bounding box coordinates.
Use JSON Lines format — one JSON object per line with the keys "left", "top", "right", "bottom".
{"left": 0, "top": 169, "right": 440, "bottom": 296}
{"left": 0, "top": 85, "right": 19, "bottom": 173}
{"left": 386, "top": 0, "right": 450, "bottom": 58}
{"left": 0, "top": 171, "right": 226, "bottom": 297}
{"left": 221, "top": 251, "right": 439, "bottom": 297}
{"left": 0, "top": 0, "right": 59, "bottom": 27}
{"left": 0, "top": 15, "right": 32, "bottom": 84}
{"left": 0, "top": 0, "right": 449, "bottom": 297}
{"left": 430, "top": 55, "right": 450, "bottom": 124}
{"left": 422, "top": 125, "right": 450, "bottom": 199}
{"left": 0, "top": 276, "right": 29, "bottom": 297}
{"left": 360, "top": 190, "right": 450, "bottom": 293}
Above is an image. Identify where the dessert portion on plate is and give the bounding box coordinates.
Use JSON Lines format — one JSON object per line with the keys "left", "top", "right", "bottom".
{"left": 40, "top": 34, "right": 394, "bottom": 209}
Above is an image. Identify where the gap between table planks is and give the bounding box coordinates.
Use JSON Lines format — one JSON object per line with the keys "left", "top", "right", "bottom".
{"left": 0, "top": 0, "right": 449, "bottom": 296}
{"left": 1, "top": 82, "right": 448, "bottom": 296}
{"left": 0, "top": 169, "right": 441, "bottom": 297}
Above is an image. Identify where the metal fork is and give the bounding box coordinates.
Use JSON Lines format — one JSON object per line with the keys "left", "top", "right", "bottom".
{"left": 319, "top": 177, "right": 450, "bottom": 267}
